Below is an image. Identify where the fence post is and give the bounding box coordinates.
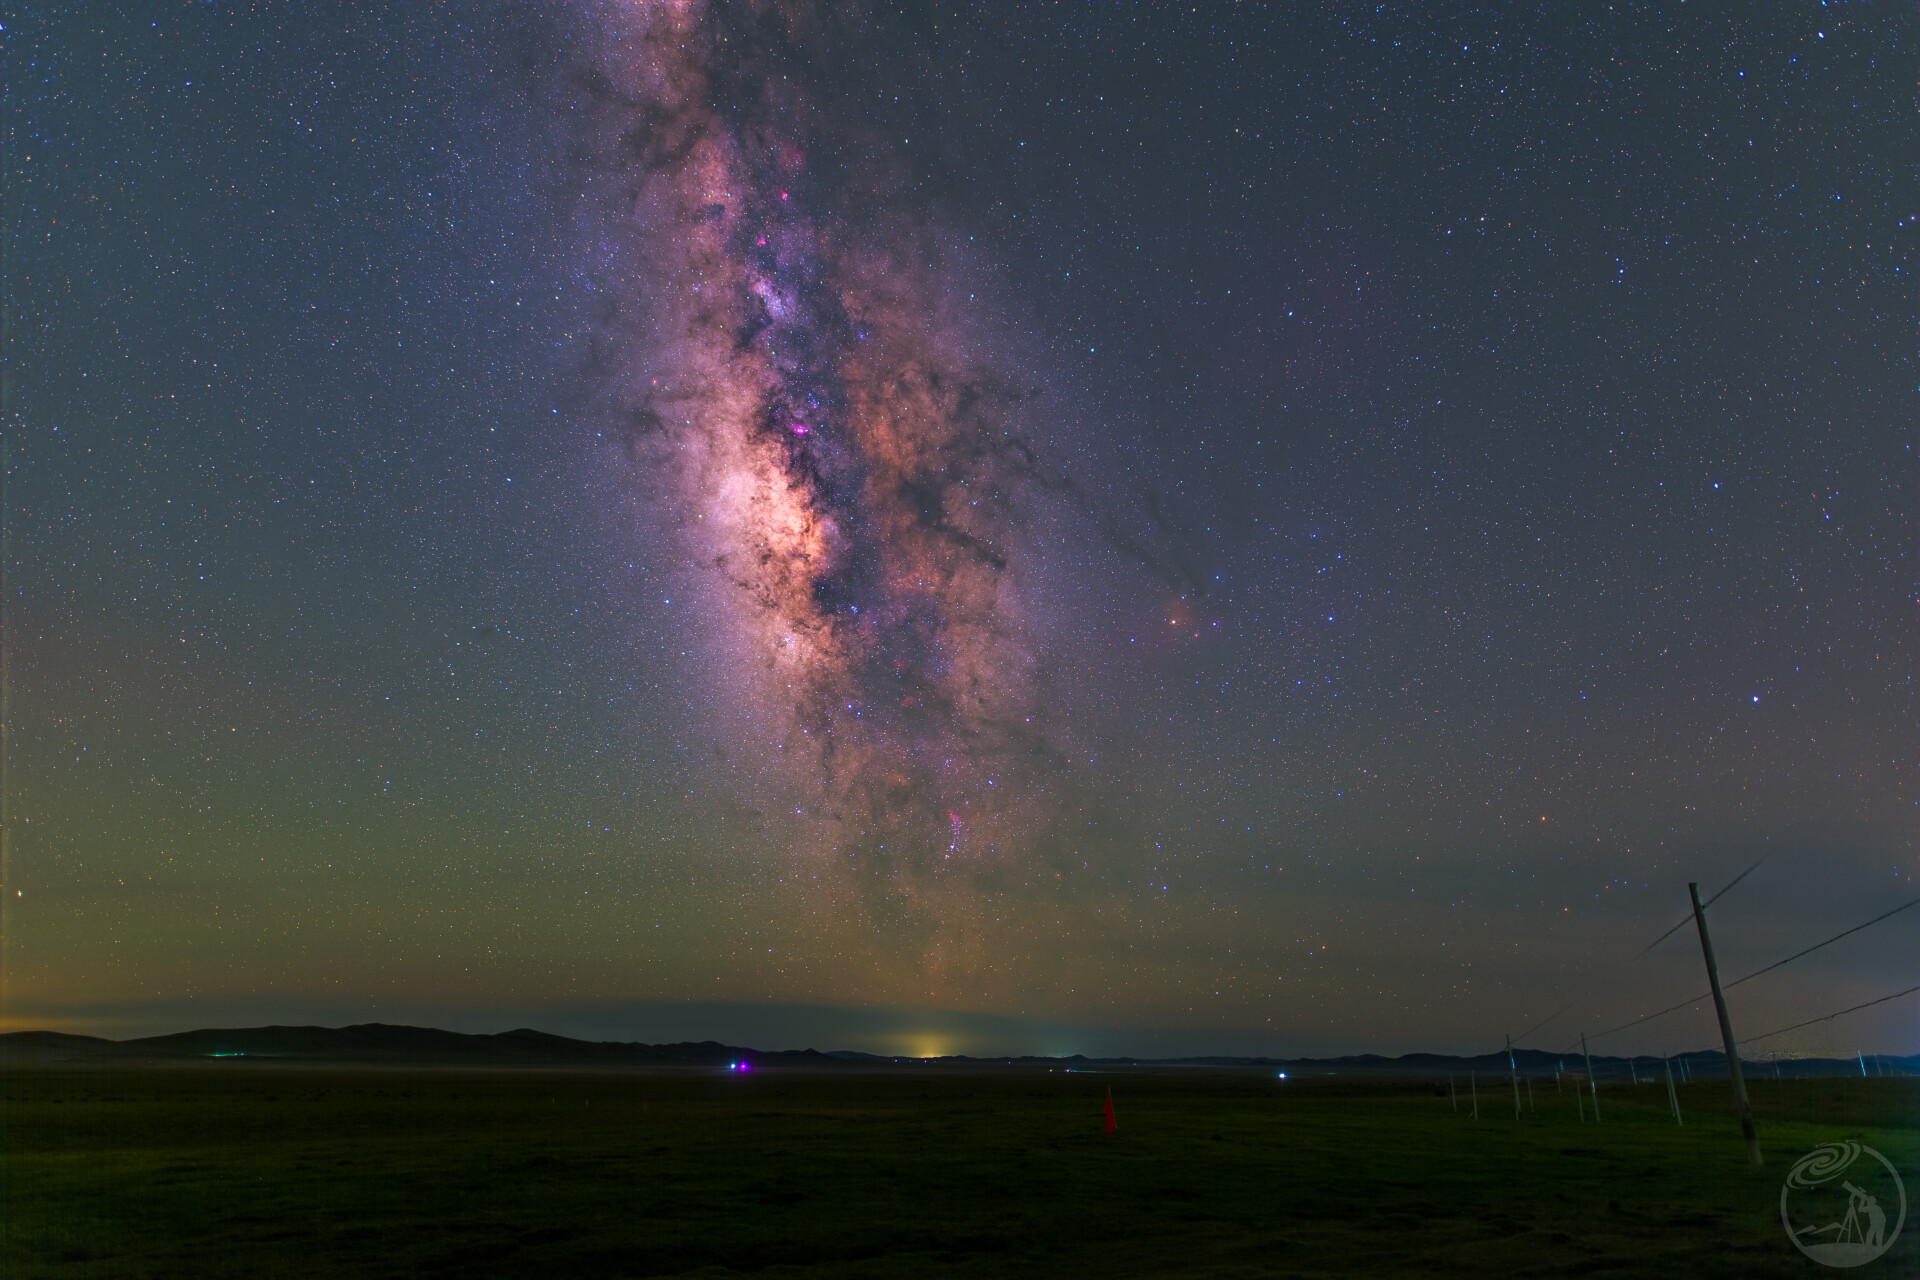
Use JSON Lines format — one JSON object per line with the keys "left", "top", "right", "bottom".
{"left": 1581, "top": 1033, "right": 1600, "bottom": 1123}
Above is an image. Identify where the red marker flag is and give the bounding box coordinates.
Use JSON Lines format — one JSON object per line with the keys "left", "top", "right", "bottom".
{"left": 1103, "top": 1088, "right": 1117, "bottom": 1136}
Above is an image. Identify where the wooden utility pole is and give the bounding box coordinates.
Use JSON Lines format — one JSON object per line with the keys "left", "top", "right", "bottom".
{"left": 1506, "top": 1036, "right": 1521, "bottom": 1119}
{"left": 1664, "top": 1056, "right": 1683, "bottom": 1126}
{"left": 1689, "top": 881, "right": 1761, "bottom": 1165}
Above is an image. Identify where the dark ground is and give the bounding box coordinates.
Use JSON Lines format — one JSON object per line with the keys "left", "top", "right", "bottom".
{"left": 4, "top": 1063, "right": 1914, "bottom": 1277}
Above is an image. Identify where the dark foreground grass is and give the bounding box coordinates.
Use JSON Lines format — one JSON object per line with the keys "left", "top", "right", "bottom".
{"left": 3, "top": 1063, "right": 1914, "bottom": 1278}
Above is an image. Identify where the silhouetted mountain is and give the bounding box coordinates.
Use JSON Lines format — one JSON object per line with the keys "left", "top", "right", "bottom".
{"left": 1, "top": 1024, "right": 1909, "bottom": 1077}
{"left": 0, "top": 1023, "right": 832, "bottom": 1067}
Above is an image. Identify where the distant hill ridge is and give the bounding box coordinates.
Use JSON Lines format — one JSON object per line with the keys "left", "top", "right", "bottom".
{"left": 0, "top": 1023, "right": 832, "bottom": 1067}
{"left": 1, "top": 1024, "right": 1910, "bottom": 1077}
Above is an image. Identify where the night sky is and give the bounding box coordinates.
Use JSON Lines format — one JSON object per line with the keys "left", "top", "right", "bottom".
{"left": 8, "top": 3, "right": 1913, "bottom": 1059}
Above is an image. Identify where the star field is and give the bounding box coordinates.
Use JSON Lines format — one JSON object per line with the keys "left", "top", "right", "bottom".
{"left": 6, "top": 2, "right": 1911, "bottom": 1058}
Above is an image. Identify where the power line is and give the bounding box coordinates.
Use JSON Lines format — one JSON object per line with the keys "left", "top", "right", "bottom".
{"left": 1739, "top": 985, "right": 1920, "bottom": 1048}
{"left": 1516, "top": 857, "right": 1765, "bottom": 1048}
{"left": 1632, "top": 856, "right": 1765, "bottom": 960}
{"left": 1512, "top": 997, "right": 1581, "bottom": 1046}
{"left": 1564, "top": 987, "right": 1713, "bottom": 1051}
{"left": 1722, "top": 898, "right": 1917, "bottom": 993}
{"left": 1558, "top": 896, "right": 1915, "bottom": 1052}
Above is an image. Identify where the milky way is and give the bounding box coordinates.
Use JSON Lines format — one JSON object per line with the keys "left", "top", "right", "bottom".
{"left": 16, "top": 0, "right": 1912, "bottom": 1054}
{"left": 562, "top": 3, "right": 1126, "bottom": 903}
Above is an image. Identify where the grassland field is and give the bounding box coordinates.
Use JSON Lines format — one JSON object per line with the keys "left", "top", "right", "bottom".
{"left": 3, "top": 1063, "right": 1914, "bottom": 1278}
